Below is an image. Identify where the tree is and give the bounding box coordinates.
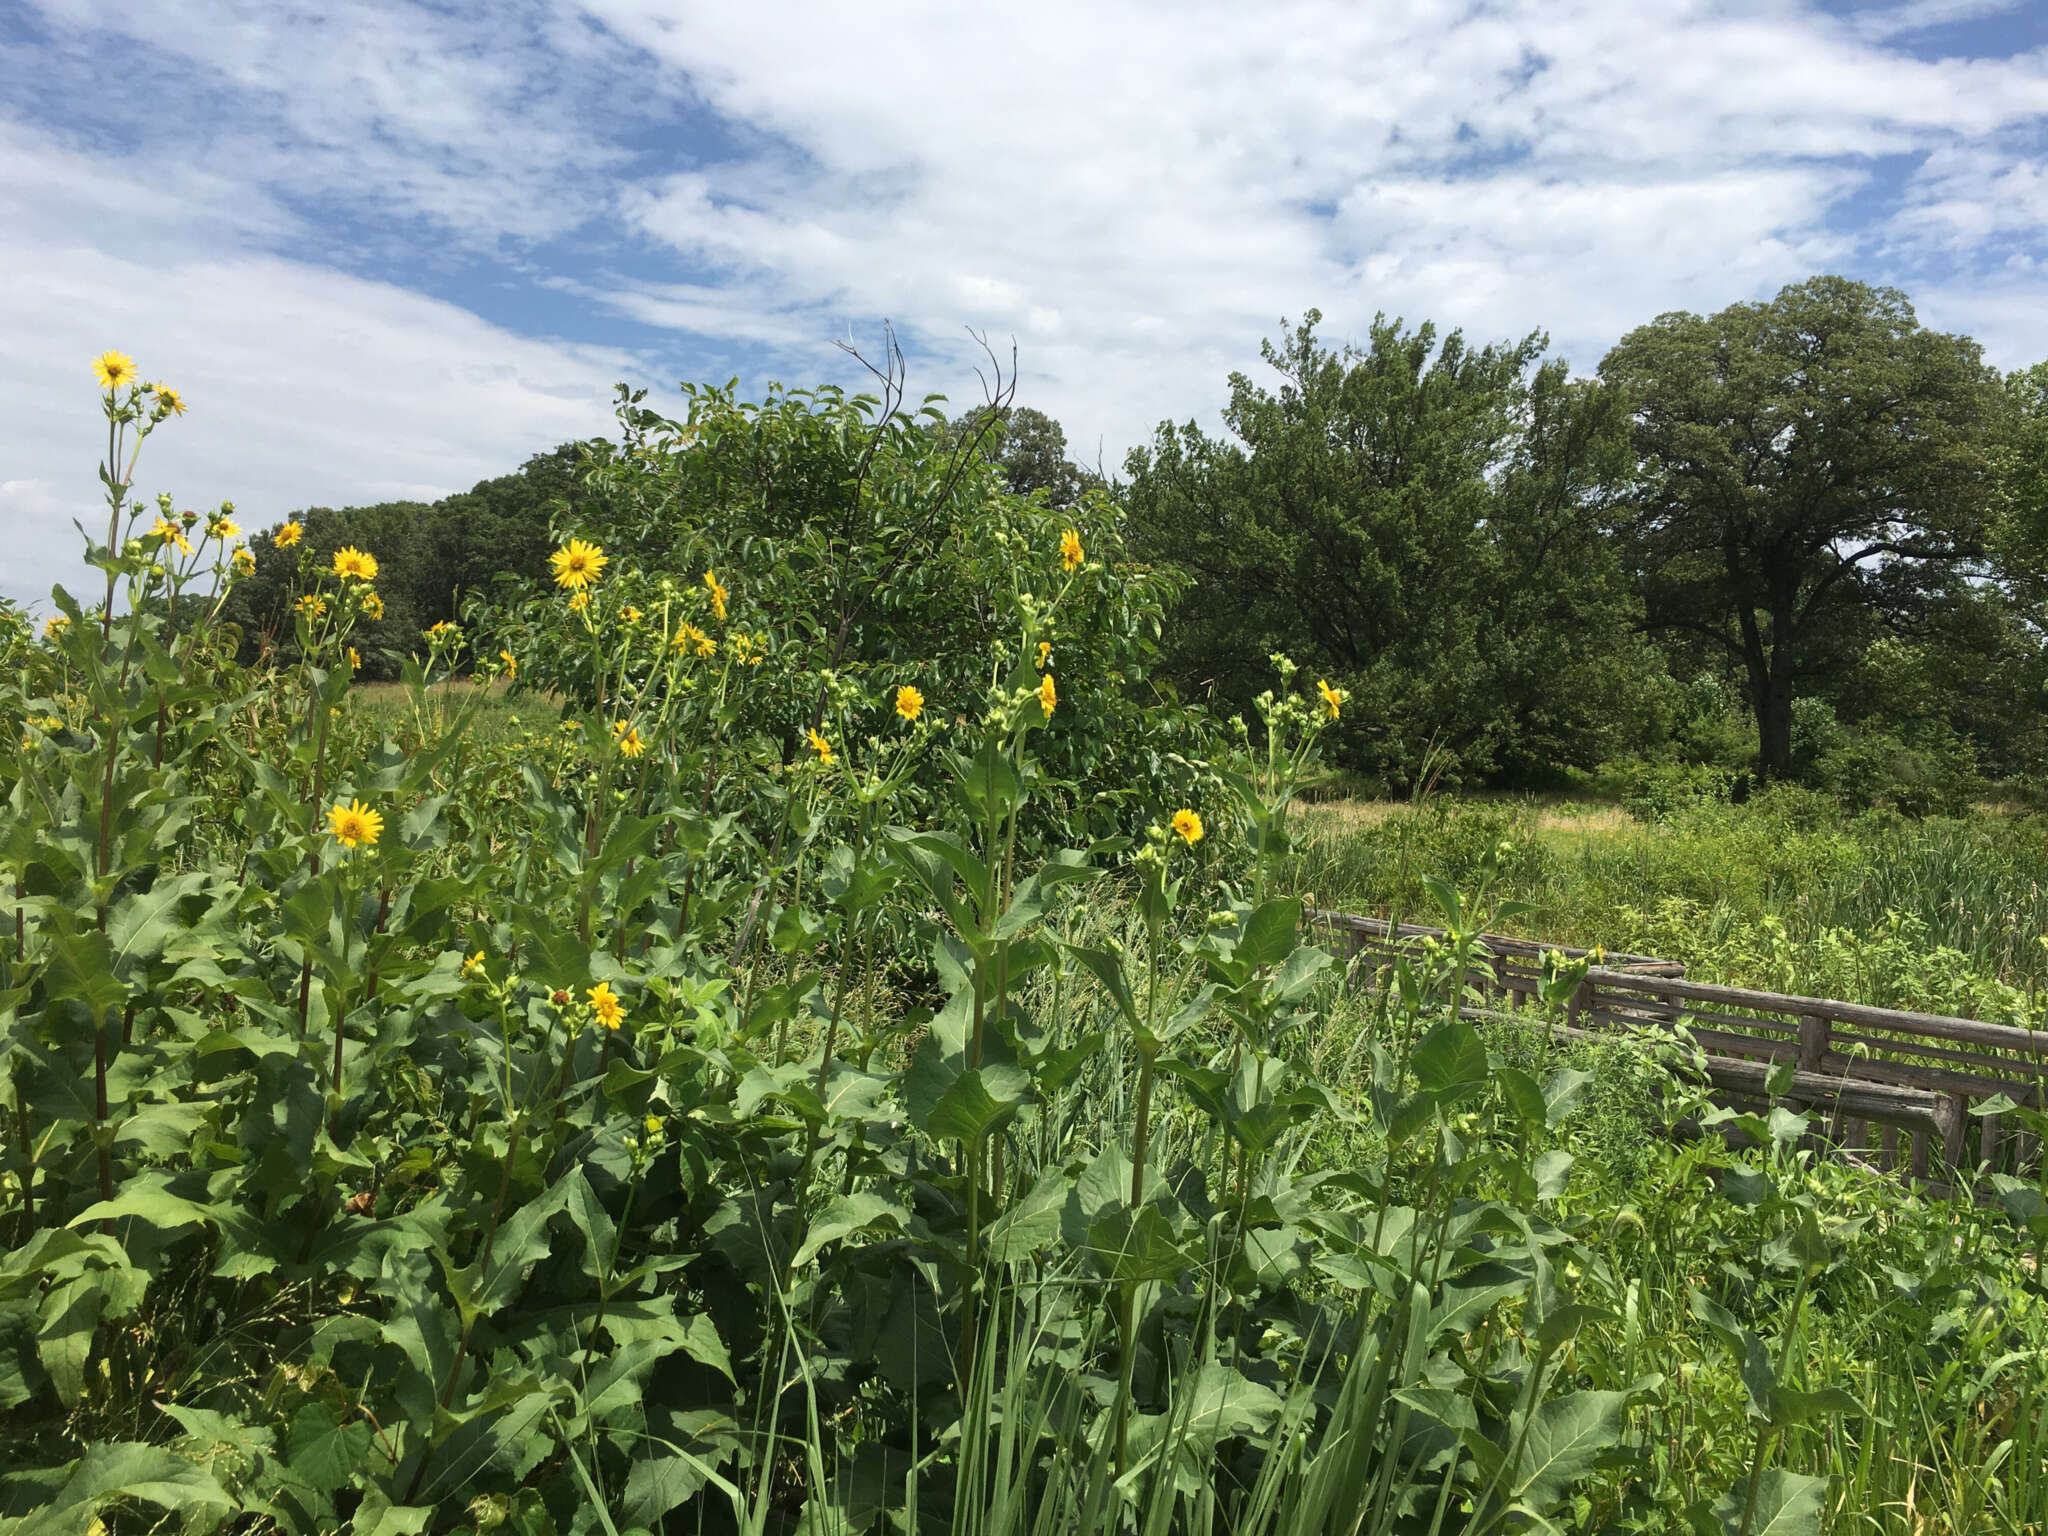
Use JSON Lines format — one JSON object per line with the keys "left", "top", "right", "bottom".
{"left": 949, "top": 405, "right": 1102, "bottom": 508}
{"left": 222, "top": 443, "right": 599, "bottom": 675}
{"left": 1601, "top": 275, "right": 2006, "bottom": 779}
{"left": 1124, "top": 311, "right": 1653, "bottom": 787}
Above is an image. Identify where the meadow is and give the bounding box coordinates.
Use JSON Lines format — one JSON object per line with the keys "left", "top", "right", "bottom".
{"left": 2, "top": 361, "right": 2046, "bottom": 1536}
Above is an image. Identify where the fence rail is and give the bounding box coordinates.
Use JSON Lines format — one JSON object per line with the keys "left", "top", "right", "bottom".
{"left": 1314, "top": 910, "right": 2046, "bottom": 1192}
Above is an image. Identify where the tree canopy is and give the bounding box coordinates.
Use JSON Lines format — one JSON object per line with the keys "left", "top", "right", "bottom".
{"left": 1123, "top": 311, "right": 1659, "bottom": 788}
{"left": 1600, "top": 275, "right": 2006, "bottom": 779}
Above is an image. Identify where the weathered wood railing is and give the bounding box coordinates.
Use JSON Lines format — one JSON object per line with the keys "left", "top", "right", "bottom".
{"left": 1315, "top": 911, "right": 2047, "bottom": 1191}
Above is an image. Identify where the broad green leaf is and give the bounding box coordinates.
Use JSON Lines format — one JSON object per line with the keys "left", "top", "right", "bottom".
{"left": 1508, "top": 1389, "right": 1633, "bottom": 1510}
{"left": 13, "top": 1442, "right": 235, "bottom": 1535}
{"left": 1712, "top": 1467, "right": 1826, "bottom": 1536}
{"left": 286, "top": 1401, "right": 374, "bottom": 1493}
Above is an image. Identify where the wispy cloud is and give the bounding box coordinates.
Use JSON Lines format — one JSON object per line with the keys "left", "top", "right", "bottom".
{"left": 5, "top": 0, "right": 2048, "bottom": 603}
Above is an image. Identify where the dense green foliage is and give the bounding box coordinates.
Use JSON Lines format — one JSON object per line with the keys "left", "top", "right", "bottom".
{"left": 200, "top": 271, "right": 2048, "bottom": 806}
{"left": 3, "top": 356, "right": 2048, "bottom": 1536}
{"left": 1123, "top": 312, "right": 1660, "bottom": 790}
{"left": 222, "top": 446, "right": 593, "bottom": 680}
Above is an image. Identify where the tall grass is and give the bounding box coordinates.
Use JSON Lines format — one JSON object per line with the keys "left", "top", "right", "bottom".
{"left": 1290, "top": 794, "right": 2048, "bottom": 1020}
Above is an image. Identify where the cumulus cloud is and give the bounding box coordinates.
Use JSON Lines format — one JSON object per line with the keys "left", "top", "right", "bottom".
{"left": 0, "top": 133, "right": 636, "bottom": 605}
{"left": 5, "top": 0, "right": 2048, "bottom": 607}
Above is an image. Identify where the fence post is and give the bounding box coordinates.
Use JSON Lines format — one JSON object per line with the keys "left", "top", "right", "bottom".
{"left": 1938, "top": 1092, "right": 1968, "bottom": 1175}
{"left": 1796, "top": 1014, "right": 1829, "bottom": 1074}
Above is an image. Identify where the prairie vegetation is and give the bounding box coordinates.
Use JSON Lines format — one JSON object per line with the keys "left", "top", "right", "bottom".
{"left": 4, "top": 327, "right": 2048, "bottom": 1536}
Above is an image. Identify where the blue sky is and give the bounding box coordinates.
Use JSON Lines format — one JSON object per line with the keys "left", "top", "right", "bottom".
{"left": 5, "top": 0, "right": 2048, "bottom": 605}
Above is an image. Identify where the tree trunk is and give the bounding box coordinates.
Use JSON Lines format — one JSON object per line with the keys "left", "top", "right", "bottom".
{"left": 1756, "top": 665, "right": 1795, "bottom": 779}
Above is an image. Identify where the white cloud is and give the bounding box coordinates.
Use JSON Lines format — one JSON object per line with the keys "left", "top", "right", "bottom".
{"left": 6, "top": 0, "right": 2048, "bottom": 584}
{"left": 0, "top": 133, "right": 639, "bottom": 607}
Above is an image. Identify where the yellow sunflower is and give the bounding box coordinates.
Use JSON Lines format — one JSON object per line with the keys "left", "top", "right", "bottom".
{"left": 1317, "top": 678, "right": 1343, "bottom": 721}
{"left": 613, "top": 720, "right": 647, "bottom": 758}
{"left": 703, "top": 570, "right": 729, "bottom": 622}
{"left": 326, "top": 798, "right": 383, "bottom": 849}
{"left": 274, "top": 521, "right": 304, "bottom": 549}
{"left": 500, "top": 649, "right": 517, "bottom": 677}
{"left": 1037, "top": 671, "right": 1057, "bottom": 719}
{"left": 93, "top": 350, "right": 136, "bottom": 390}
{"left": 362, "top": 590, "right": 384, "bottom": 621}
{"left": 43, "top": 615, "right": 69, "bottom": 639}
{"left": 153, "top": 383, "right": 187, "bottom": 416}
{"left": 895, "top": 685, "right": 924, "bottom": 722}
{"left": 147, "top": 516, "right": 192, "bottom": 556}
{"left": 1171, "top": 809, "right": 1204, "bottom": 846}
{"left": 587, "top": 982, "right": 625, "bottom": 1030}
{"left": 1059, "top": 528, "right": 1084, "bottom": 572}
{"left": 231, "top": 547, "right": 256, "bottom": 576}
{"left": 806, "top": 727, "right": 834, "bottom": 766}
{"left": 207, "top": 515, "right": 241, "bottom": 541}
{"left": 550, "top": 538, "right": 608, "bottom": 591}
{"left": 332, "top": 546, "right": 378, "bottom": 582}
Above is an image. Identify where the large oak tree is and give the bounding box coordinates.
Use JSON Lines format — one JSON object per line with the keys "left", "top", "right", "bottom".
{"left": 1601, "top": 275, "right": 2006, "bottom": 779}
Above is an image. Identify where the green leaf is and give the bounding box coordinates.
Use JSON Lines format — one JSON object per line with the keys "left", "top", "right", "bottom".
{"left": 286, "top": 1401, "right": 374, "bottom": 1493}
{"left": 1410, "top": 1014, "right": 1487, "bottom": 1099}
{"left": 1508, "top": 1390, "right": 1633, "bottom": 1510}
{"left": 925, "top": 1063, "right": 1030, "bottom": 1144}
{"left": 13, "top": 1442, "right": 236, "bottom": 1535}
{"left": 1712, "top": 1467, "right": 1826, "bottom": 1536}
{"left": 1067, "top": 944, "right": 1139, "bottom": 1029}
{"left": 792, "top": 1192, "right": 915, "bottom": 1269}
{"left": 41, "top": 921, "right": 126, "bottom": 1019}
{"left": 1234, "top": 898, "right": 1303, "bottom": 972}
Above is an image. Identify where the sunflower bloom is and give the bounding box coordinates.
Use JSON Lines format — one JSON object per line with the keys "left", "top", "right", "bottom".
{"left": 93, "top": 351, "right": 137, "bottom": 390}
{"left": 275, "top": 521, "right": 304, "bottom": 549}
{"left": 463, "top": 950, "right": 486, "bottom": 977}
{"left": 613, "top": 720, "right": 647, "bottom": 758}
{"left": 1317, "top": 678, "right": 1342, "bottom": 721}
{"left": 1037, "top": 640, "right": 1052, "bottom": 670}
{"left": 895, "top": 685, "right": 924, "bottom": 722}
{"left": 362, "top": 590, "right": 384, "bottom": 620}
{"left": 587, "top": 982, "right": 625, "bottom": 1030}
{"left": 148, "top": 516, "right": 193, "bottom": 556}
{"left": 568, "top": 591, "right": 590, "bottom": 612}
{"left": 332, "top": 546, "right": 378, "bottom": 582}
{"left": 326, "top": 798, "right": 383, "bottom": 849}
{"left": 425, "top": 620, "right": 456, "bottom": 641}
{"left": 1171, "top": 809, "right": 1204, "bottom": 846}
{"left": 1059, "top": 528, "right": 1084, "bottom": 572}
{"left": 806, "top": 727, "right": 834, "bottom": 766}
{"left": 43, "top": 615, "right": 69, "bottom": 639}
{"left": 153, "top": 384, "right": 187, "bottom": 416}
{"left": 703, "top": 570, "right": 729, "bottom": 622}
{"left": 551, "top": 538, "right": 608, "bottom": 591}
{"left": 1037, "top": 671, "right": 1057, "bottom": 719}
{"left": 622, "top": 605, "right": 642, "bottom": 624}
{"left": 500, "top": 649, "right": 517, "bottom": 677}
{"left": 231, "top": 547, "right": 255, "bottom": 576}
{"left": 206, "top": 515, "right": 240, "bottom": 541}
{"left": 295, "top": 594, "right": 327, "bottom": 617}
{"left": 347, "top": 646, "right": 361, "bottom": 672}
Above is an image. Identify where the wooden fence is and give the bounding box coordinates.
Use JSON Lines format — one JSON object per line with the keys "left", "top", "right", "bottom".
{"left": 1315, "top": 911, "right": 2046, "bottom": 1192}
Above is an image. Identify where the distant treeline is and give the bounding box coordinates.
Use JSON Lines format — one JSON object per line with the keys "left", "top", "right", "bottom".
{"left": 233, "top": 275, "right": 2048, "bottom": 810}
